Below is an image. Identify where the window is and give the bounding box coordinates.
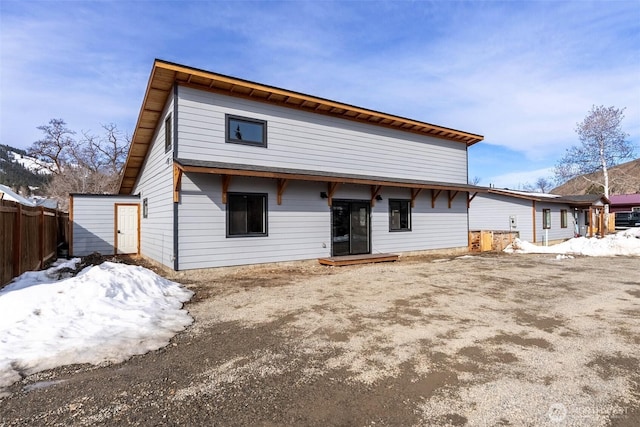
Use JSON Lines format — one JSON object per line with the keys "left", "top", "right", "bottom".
{"left": 543, "top": 208, "right": 551, "bottom": 229}
{"left": 226, "top": 115, "right": 267, "bottom": 147}
{"left": 227, "top": 193, "right": 268, "bottom": 236}
{"left": 560, "top": 210, "right": 567, "bottom": 228}
{"left": 142, "top": 198, "right": 148, "bottom": 219}
{"left": 389, "top": 199, "right": 411, "bottom": 231}
{"left": 164, "top": 114, "right": 172, "bottom": 152}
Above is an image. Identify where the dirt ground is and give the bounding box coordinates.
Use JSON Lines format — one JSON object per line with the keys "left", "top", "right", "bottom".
{"left": 1, "top": 252, "right": 638, "bottom": 426}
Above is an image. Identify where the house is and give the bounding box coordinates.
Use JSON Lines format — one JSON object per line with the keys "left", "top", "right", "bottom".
{"left": 609, "top": 193, "right": 640, "bottom": 213}
{"left": 71, "top": 59, "right": 486, "bottom": 269}
{"left": 468, "top": 188, "right": 610, "bottom": 244}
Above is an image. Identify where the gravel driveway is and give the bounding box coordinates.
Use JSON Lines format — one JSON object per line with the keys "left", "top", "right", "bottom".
{"left": 1, "top": 253, "right": 638, "bottom": 426}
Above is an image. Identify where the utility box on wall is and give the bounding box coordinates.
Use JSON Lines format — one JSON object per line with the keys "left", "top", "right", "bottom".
{"left": 509, "top": 215, "right": 517, "bottom": 229}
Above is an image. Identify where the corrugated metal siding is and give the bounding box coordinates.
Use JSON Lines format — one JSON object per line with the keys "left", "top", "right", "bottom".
{"left": 177, "top": 174, "right": 470, "bottom": 269}
{"left": 131, "top": 94, "right": 175, "bottom": 268}
{"left": 176, "top": 86, "right": 468, "bottom": 184}
{"left": 71, "top": 195, "right": 139, "bottom": 256}
{"left": 469, "top": 193, "right": 535, "bottom": 241}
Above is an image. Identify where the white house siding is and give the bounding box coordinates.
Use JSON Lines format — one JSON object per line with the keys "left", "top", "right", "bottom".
{"left": 535, "top": 201, "right": 575, "bottom": 243}
{"left": 71, "top": 195, "right": 139, "bottom": 256}
{"left": 469, "top": 194, "right": 576, "bottom": 243}
{"left": 469, "top": 193, "right": 535, "bottom": 241}
{"left": 371, "top": 187, "right": 469, "bottom": 253}
{"left": 131, "top": 93, "right": 175, "bottom": 268}
{"left": 177, "top": 174, "right": 330, "bottom": 269}
{"left": 176, "top": 86, "right": 468, "bottom": 184}
{"left": 176, "top": 174, "right": 470, "bottom": 269}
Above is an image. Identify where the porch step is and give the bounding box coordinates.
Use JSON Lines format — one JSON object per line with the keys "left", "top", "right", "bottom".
{"left": 318, "top": 253, "right": 399, "bottom": 267}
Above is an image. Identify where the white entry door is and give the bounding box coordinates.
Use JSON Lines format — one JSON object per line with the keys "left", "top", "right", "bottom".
{"left": 116, "top": 205, "right": 139, "bottom": 254}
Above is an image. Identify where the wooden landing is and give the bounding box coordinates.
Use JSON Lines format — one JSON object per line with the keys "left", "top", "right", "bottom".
{"left": 318, "top": 253, "right": 399, "bottom": 267}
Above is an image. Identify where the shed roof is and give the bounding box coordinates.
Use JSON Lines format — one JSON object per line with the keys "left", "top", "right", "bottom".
{"left": 119, "top": 59, "right": 484, "bottom": 195}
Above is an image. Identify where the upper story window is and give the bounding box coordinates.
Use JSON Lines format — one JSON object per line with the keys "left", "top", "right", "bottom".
{"left": 164, "top": 114, "right": 172, "bottom": 153}
{"left": 389, "top": 199, "right": 411, "bottom": 231}
{"left": 226, "top": 114, "right": 267, "bottom": 147}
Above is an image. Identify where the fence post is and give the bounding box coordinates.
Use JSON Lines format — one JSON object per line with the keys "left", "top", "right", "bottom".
{"left": 13, "top": 203, "right": 22, "bottom": 277}
{"left": 39, "top": 206, "right": 45, "bottom": 268}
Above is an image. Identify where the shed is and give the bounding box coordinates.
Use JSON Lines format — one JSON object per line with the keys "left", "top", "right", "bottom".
{"left": 70, "top": 194, "right": 140, "bottom": 257}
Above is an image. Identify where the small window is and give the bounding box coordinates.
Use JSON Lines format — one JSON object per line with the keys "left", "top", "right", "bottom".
{"left": 227, "top": 193, "right": 268, "bottom": 237}
{"left": 543, "top": 208, "right": 551, "bottom": 229}
{"left": 143, "top": 198, "right": 148, "bottom": 219}
{"left": 560, "top": 209, "right": 567, "bottom": 228}
{"left": 389, "top": 199, "right": 411, "bottom": 231}
{"left": 226, "top": 115, "right": 267, "bottom": 147}
{"left": 164, "top": 114, "right": 172, "bottom": 152}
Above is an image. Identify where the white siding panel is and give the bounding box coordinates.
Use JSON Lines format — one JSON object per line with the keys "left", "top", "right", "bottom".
{"left": 371, "top": 187, "right": 469, "bottom": 253}
{"left": 536, "top": 202, "right": 575, "bottom": 243}
{"left": 132, "top": 93, "right": 175, "bottom": 268}
{"left": 177, "top": 176, "right": 469, "bottom": 269}
{"left": 469, "top": 194, "right": 575, "bottom": 243}
{"left": 469, "top": 194, "right": 534, "bottom": 241}
{"left": 178, "top": 175, "right": 331, "bottom": 269}
{"left": 176, "top": 86, "right": 468, "bottom": 184}
{"left": 72, "top": 195, "right": 139, "bottom": 256}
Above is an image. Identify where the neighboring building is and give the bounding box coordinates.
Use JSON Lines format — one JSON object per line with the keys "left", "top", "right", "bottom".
{"left": 609, "top": 193, "right": 640, "bottom": 213}
{"left": 72, "top": 59, "right": 486, "bottom": 269}
{"left": 469, "top": 189, "right": 610, "bottom": 244}
{"left": 0, "top": 184, "right": 36, "bottom": 207}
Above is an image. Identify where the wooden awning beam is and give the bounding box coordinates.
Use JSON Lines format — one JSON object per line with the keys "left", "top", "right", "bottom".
{"left": 448, "top": 190, "right": 459, "bottom": 208}
{"left": 468, "top": 192, "right": 478, "bottom": 208}
{"left": 411, "top": 188, "right": 423, "bottom": 208}
{"left": 371, "top": 185, "right": 382, "bottom": 207}
{"left": 277, "top": 178, "right": 288, "bottom": 205}
{"left": 221, "top": 175, "right": 231, "bottom": 204}
{"left": 327, "top": 182, "right": 339, "bottom": 207}
{"left": 431, "top": 189, "right": 442, "bottom": 208}
{"left": 173, "top": 164, "right": 183, "bottom": 203}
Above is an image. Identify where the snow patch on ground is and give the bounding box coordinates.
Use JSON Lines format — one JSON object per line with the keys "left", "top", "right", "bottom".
{"left": 0, "top": 260, "right": 193, "bottom": 393}
{"left": 504, "top": 227, "right": 640, "bottom": 256}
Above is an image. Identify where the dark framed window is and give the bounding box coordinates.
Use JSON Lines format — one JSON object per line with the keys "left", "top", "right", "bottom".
{"left": 227, "top": 193, "right": 268, "bottom": 237}
{"left": 543, "top": 208, "right": 551, "bottom": 229}
{"left": 142, "top": 198, "right": 148, "bottom": 219}
{"left": 389, "top": 199, "right": 411, "bottom": 231}
{"left": 164, "top": 114, "right": 172, "bottom": 152}
{"left": 560, "top": 209, "right": 567, "bottom": 228}
{"left": 226, "top": 114, "right": 267, "bottom": 147}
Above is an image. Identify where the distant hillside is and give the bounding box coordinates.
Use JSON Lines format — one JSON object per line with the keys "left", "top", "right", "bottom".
{"left": 552, "top": 158, "right": 640, "bottom": 196}
{"left": 0, "top": 144, "right": 50, "bottom": 195}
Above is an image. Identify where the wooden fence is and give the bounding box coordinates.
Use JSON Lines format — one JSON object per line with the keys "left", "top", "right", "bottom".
{"left": 1, "top": 200, "right": 69, "bottom": 286}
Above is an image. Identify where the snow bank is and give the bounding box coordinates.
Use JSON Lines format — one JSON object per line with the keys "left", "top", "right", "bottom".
{"left": 0, "top": 260, "right": 193, "bottom": 392}
{"left": 504, "top": 227, "right": 640, "bottom": 256}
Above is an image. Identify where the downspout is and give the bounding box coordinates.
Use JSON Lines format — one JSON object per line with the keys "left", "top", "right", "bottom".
{"left": 173, "top": 84, "right": 179, "bottom": 271}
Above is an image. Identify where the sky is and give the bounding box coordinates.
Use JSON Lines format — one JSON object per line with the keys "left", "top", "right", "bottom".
{"left": 1, "top": 0, "right": 639, "bottom": 189}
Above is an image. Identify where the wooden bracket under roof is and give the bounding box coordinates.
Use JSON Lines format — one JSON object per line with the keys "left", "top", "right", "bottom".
{"left": 277, "top": 178, "right": 288, "bottom": 205}
{"left": 410, "top": 188, "right": 423, "bottom": 208}
{"left": 370, "top": 185, "right": 382, "bottom": 207}
{"left": 448, "top": 190, "right": 459, "bottom": 209}
{"left": 431, "top": 189, "right": 441, "bottom": 208}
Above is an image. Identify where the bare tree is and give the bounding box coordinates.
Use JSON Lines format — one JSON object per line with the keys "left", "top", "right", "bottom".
{"left": 468, "top": 176, "right": 481, "bottom": 186}
{"left": 554, "top": 105, "right": 634, "bottom": 198}
{"left": 524, "top": 177, "right": 553, "bottom": 193}
{"left": 28, "top": 119, "right": 75, "bottom": 174}
{"left": 28, "top": 120, "right": 130, "bottom": 210}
